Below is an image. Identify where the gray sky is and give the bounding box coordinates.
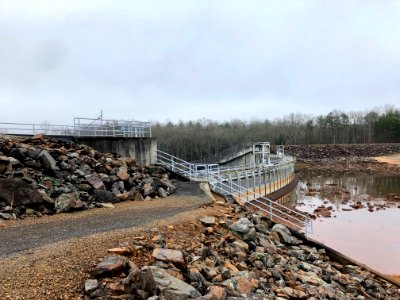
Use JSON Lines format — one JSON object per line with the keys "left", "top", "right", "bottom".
{"left": 0, "top": 0, "right": 399, "bottom": 125}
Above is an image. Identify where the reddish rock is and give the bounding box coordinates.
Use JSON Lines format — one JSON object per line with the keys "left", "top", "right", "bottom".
{"left": 86, "top": 173, "right": 105, "bottom": 190}
{"left": 94, "top": 256, "right": 128, "bottom": 278}
{"left": 208, "top": 286, "right": 227, "bottom": 300}
{"left": 116, "top": 167, "right": 129, "bottom": 181}
{"left": 235, "top": 276, "right": 252, "bottom": 294}
{"left": 223, "top": 260, "right": 239, "bottom": 273}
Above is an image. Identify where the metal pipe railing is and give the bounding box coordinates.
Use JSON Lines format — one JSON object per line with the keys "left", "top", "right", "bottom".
{"left": 209, "top": 173, "right": 313, "bottom": 233}
{"left": 156, "top": 149, "right": 313, "bottom": 235}
{"left": 0, "top": 121, "right": 152, "bottom": 138}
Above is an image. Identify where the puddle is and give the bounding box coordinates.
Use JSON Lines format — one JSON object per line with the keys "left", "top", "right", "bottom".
{"left": 286, "top": 173, "right": 400, "bottom": 275}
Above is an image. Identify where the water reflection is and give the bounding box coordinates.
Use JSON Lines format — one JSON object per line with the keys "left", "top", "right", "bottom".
{"left": 283, "top": 172, "right": 400, "bottom": 275}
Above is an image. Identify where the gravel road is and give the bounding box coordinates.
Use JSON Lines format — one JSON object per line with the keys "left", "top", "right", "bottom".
{"left": 0, "top": 182, "right": 212, "bottom": 258}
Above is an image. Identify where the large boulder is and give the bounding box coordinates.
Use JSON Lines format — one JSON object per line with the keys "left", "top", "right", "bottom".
{"left": 55, "top": 193, "right": 84, "bottom": 212}
{"left": 229, "top": 218, "right": 257, "bottom": 241}
{"left": 142, "top": 266, "right": 201, "bottom": 300}
{"left": 93, "top": 190, "right": 119, "bottom": 203}
{"left": 271, "top": 224, "right": 293, "bottom": 244}
{"left": 0, "top": 178, "right": 43, "bottom": 206}
{"left": 37, "top": 150, "right": 63, "bottom": 179}
{"left": 160, "top": 179, "right": 176, "bottom": 194}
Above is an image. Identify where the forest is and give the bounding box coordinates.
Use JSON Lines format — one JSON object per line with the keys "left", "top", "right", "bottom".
{"left": 152, "top": 106, "right": 400, "bottom": 162}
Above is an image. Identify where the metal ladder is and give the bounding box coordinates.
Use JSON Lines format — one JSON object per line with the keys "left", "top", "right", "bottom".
{"left": 157, "top": 150, "right": 313, "bottom": 235}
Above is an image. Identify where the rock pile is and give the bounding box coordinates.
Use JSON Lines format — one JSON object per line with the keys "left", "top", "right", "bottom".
{"left": 84, "top": 205, "right": 399, "bottom": 299}
{"left": 0, "top": 135, "right": 176, "bottom": 220}
{"left": 283, "top": 144, "right": 400, "bottom": 160}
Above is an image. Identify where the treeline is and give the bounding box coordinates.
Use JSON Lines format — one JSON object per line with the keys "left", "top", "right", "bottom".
{"left": 152, "top": 106, "right": 400, "bottom": 161}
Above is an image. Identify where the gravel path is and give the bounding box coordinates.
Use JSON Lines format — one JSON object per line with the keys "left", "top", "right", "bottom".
{"left": 0, "top": 182, "right": 212, "bottom": 258}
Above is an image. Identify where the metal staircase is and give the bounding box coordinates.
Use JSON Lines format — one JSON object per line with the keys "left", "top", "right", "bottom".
{"left": 157, "top": 149, "right": 313, "bottom": 235}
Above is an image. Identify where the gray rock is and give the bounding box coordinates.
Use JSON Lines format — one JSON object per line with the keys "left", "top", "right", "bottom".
{"left": 290, "top": 249, "right": 305, "bottom": 261}
{"left": 111, "top": 181, "right": 124, "bottom": 195}
{"left": 229, "top": 218, "right": 257, "bottom": 241}
{"left": 200, "top": 216, "right": 217, "bottom": 226}
{"left": 85, "top": 279, "right": 99, "bottom": 293}
{"left": 0, "top": 212, "right": 13, "bottom": 220}
{"left": 271, "top": 224, "right": 293, "bottom": 244}
{"left": 122, "top": 261, "right": 141, "bottom": 285}
{"left": 152, "top": 248, "right": 186, "bottom": 269}
{"left": 55, "top": 193, "right": 83, "bottom": 212}
{"left": 93, "top": 190, "right": 119, "bottom": 203}
{"left": 26, "top": 148, "right": 41, "bottom": 159}
{"left": 7, "top": 157, "right": 23, "bottom": 168}
{"left": 143, "top": 182, "right": 155, "bottom": 197}
{"left": 9, "top": 148, "right": 27, "bottom": 162}
{"left": 37, "top": 150, "right": 63, "bottom": 179}
{"left": 242, "top": 227, "right": 257, "bottom": 241}
{"left": 229, "top": 218, "right": 253, "bottom": 233}
{"left": 157, "top": 187, "right": 169, "bottom": 198}
{"left": 189, "top": 268, "right": 205, "bottom": 290}
{"left": 142, "top": 266, "right": 201, "bottom": 300}
{"left": 160, "top": 179, "right": 176, "bottom": 193}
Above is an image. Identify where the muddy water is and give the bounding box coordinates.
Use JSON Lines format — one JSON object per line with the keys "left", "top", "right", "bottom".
{"left": 287, "top": 172, "right": 400, "bottom": 275}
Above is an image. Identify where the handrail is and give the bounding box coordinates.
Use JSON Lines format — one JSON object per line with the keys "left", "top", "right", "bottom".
{"left": 0, "top": 121, "right": 152, "bottom": 138}
{"left": 156, "top": 149, "right": 313, "bottom": 235}
{"left": 210, "top": 173, "right": 312, "bottom": 226}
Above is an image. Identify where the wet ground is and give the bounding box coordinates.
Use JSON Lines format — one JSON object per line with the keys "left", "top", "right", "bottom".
{"left": 286, "top": 172, "right": 400, "bottom": 275}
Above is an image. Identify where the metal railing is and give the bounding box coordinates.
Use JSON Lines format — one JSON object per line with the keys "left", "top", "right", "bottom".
{"left": 211, "top": 173, "right": 313, "bottom": 234}
{"left": 157, "top": 150, "right": 220, "bottom": 180}
{"left": 0, "top": 121, "right": 152, "bottom": 138}
{"left": 157, "top": 149, "right": 313, "bottom": 235}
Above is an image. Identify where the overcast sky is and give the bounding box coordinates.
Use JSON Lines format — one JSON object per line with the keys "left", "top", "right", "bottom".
{"left": 0, "top": 1, "right": 399, "bottom": 125}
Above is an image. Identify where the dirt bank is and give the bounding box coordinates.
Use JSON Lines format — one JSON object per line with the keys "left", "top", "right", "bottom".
{"left": 374, "top": 154, "right": 400, "bottom": 166}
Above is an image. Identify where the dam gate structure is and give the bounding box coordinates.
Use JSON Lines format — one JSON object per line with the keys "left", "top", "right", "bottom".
{"left": 157, "top": 142, "right": 313, "bottom": 235}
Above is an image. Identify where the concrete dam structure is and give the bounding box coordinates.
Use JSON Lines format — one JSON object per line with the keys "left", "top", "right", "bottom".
{"left": 75, "top": 136, "right": 157, "bottom": 166}
{"left": 157, "top": 142, "right": 313, "bottom": 235}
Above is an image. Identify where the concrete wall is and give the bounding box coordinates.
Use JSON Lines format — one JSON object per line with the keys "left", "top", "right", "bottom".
{"left": 230, "top": 160, "right": 295, "bottom": 200}
{"left": 76, "top": 137, "right": 157, "bottom": 166}
{"left": 219, "top": 151, "right": 252, "bottom": 167}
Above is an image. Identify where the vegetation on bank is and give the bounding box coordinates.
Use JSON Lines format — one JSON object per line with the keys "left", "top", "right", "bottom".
{"left": 153, "top": 106, "right": 400, "bottom": 161}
